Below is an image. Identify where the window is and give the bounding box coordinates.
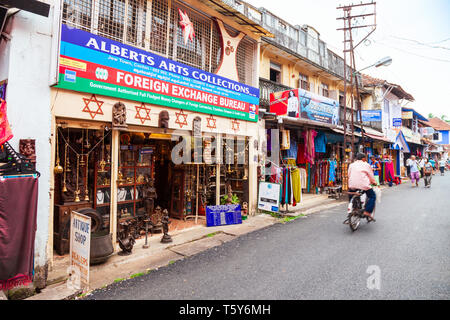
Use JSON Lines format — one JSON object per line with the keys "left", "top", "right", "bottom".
{"left": 299, "top": 29, "right": 307, "bottom": 46}
{"left": 339, "top": 91, "right": 345, "bottom": 107}
{"left": 433, "top": 132, "right": 441, "bottom": 141}
{"left": 270, "top": 62, "right": 281, "bottom": 83}
{"left": 278, "top": 21, "right": 287, "bottom": 32}
{"left": 61, "top": 0, "right": 257, "bottom": 86}
{"left": 321, "top": 83, "right": 329, "bottom": 97}
{"left": 299, "top": 73, "right": 308, "bottom": 90}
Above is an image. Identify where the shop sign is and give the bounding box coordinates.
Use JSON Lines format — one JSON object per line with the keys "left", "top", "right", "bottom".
{"left": 69, "top": 211, "right": 91, "bottom": 290}
{"left": 402, "top": 111, "right": 413, "bottom": 119}
{"left": 56, "top": 25, "right": 259, "bottom": 122}
{"left": 269, "top": 88, "right": 339, "bottom": 125}
{"left": 206, "top": 204, "right": 242, "bottom": 227}
{"left": 360, "top": 110, "right": 382, "bottom": 122}
{"left": 392, "top": 118, "right": 402, "bottom": 127}
{"left": 258, "top": 182, "right": 281, "bottom": 213}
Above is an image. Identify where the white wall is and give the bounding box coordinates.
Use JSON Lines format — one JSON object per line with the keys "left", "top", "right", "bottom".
{"left": 2, "top": 9, "right": 54, "bottom": 270}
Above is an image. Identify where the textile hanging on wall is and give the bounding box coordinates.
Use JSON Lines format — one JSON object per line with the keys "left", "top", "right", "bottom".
{"left": 314, "top": 131, "right": 327, "bottom": 153}
{"left": 302, "top": 129, "right": 317, "bottom": 164}
{"left": 281, "top": 130, "right": 290, "bottom": 150}
{"left": 291, "top": 167, "right": 302, "bottom": 203}
{"left": 0, "top": 99, "right": 13, "bottom": 145}
{"left": 0, "top": 176, "right": 39, "bottom": 284}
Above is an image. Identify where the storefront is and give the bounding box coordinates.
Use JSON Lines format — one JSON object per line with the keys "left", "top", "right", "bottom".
{"left": 49, "top": 0, "right": 270, "bottom": 259}
{"left": 265, "top": 86, "right": 344, "bottom": 209}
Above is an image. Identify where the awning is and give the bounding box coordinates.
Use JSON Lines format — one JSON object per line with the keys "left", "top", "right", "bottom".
{"left": 331, "top": 127, "right": 362, "bottom": 137}
{"left": 198, "top": 0, "right": 274, "bottom": 37}
{"left": 363, "top": 133, "right": 392, "bottom": 143}
{"left": 391, "top": 131, "right": 410, "bottom": 153}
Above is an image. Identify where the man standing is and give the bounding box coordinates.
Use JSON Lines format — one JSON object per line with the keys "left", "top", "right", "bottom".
{"left": 348, "top": 153, "right": 377, "bottom": 221}
{"left": 409, "top": 155, "right": 420, "bottom": 187}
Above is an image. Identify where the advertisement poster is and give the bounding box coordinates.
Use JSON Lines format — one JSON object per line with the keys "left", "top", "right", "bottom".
{"left": 258, "top": 182, "right": 281, "bottom": 213}
{"left": 56, "top": 24, "right": 259, "bottom": 122}
{"left": 270, "top": 88, "right": 339, "bottom": 125}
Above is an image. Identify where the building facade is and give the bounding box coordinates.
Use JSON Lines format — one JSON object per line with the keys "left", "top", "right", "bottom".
{"left": 0, "top": 0, "right": 271, "bottom": 288}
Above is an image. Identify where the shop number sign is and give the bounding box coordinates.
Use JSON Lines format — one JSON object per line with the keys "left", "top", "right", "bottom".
{"left": 69, "top": 211, "right": 91, "bottom": 290}
{"left": 258, "top": 182, "right": 281, "bottom": 213}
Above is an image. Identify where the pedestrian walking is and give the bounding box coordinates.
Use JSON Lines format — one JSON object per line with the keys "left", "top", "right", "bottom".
{"left": 409, "top": 155, "right": 420, "bottom": 187}
{"left": 418, "top": 157, "right": 425, "bottom": 178}
{"left": 370, "top": 155, "right": 381, "bottom": 186}
{"left": 406, "top": 156, "right": 412, "bottom": 177}
{"left": 429, "top": 158, "right": 436, "bottom": 175}
{"left": 423, "top": 158, "right": 433, "bottom": 188}
{"left": 438, "top": 158, "right": 446, "bottom": 176}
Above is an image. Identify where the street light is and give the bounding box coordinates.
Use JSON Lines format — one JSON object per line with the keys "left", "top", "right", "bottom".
{"left": 353, "top": 56, "right": 392, "bottom": 75}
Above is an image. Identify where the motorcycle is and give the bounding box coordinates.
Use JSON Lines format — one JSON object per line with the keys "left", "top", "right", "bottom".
{"left": 344, "top": 189, "right": 377, "bottom": 232}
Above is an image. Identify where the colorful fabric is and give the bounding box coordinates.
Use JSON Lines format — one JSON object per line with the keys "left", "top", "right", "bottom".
{"left": 291, "top": 168, "right": 301, "bottom": 203}
{"left": 302, "top": 129, "right": 317, "bottom": 164}
{"left": 314, "top": 131, "right": 327, "bottom": 153}
{"left": 0, "top": 99, "right": 13, "bottom": 145}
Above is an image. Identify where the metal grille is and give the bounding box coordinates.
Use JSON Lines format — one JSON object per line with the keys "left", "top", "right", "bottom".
{"left": 236, "top": 36, "right": 255, "bottom": 86}
{"left": 62, "top": 0, "right": 93, "bottom": 32}
{"left": 169, "top": 2, "right": 212, "bottom": 71}
{"left": 61, "top": 0, "right": 256, "bottom": 86}
{"left": 126, "top": 0, "right": 146, "bottom": 47}
{"left": 97, "top": 0, "right": 126, "bottom": 42}
{"left": 150, "top": 0, "right": 169, "bottom": 56}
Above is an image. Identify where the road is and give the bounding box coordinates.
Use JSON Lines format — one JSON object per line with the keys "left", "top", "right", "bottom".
{"left": 85, "top": 174, "right": 450, "bottom": 300}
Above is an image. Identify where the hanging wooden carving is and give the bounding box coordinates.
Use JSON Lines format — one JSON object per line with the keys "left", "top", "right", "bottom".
{"left": 19, "top": 139, "right": 36, "bottom": 164}
{"left": 158, "top": 110, "right": 170, "bottom": 132}
{"left": 214, "top": 19, "right": 245, "bottom": 82}
{"left": 112, "top": 102, "right": 128, "bottom": 130}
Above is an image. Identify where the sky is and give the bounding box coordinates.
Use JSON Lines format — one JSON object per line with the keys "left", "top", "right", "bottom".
{"left": 248, "top": 0, "right": 450, "bottom": 119}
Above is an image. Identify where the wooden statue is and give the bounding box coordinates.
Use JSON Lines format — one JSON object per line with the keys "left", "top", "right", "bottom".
{"left": 112, "top": 102, "right": 128, "bottom": 130}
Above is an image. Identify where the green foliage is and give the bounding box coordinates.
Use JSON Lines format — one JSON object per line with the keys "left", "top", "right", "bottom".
{"left": 130, "top": 272, "right": 145, "bottom": 279}
{"left": 113, "top": 278, "right": 125, "bottom": 283}
{"left": 220, "top": 194, "right": 240, "bottom": 205}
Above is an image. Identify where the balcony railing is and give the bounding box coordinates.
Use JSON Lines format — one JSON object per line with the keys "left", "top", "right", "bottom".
{"left": 259, "top": 78, "right": 293, "bottom": 108}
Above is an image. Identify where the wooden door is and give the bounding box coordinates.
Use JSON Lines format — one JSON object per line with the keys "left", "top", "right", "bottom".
{"left": 170, "top": 169, "right": 184, "bottom": 219}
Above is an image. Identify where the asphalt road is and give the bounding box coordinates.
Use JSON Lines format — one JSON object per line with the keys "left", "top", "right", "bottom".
{"left": 86, "top": 173, "right": 450, "bottom": 300}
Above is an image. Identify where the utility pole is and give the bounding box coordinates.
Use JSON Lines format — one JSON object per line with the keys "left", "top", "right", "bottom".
{"left": 337, "top": 1, "right": 376, "bottom": 159}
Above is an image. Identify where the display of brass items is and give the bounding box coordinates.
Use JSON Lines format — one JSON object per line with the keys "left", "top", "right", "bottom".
{"left": 64, "top": 143, "right": 71, "bottom": 173}
{"left": 80, "top": 131, "right": 86, "bottom": 167}
{"left": 54, "top": 130, "right": 64, "bottom": 174}
{"left": 74, "top": 154, "right": 80, "bottom": 202}
{"left": 98, "top": 159, "right": 107, "bottom": 173}
{"left": 243, "top": 166, "right": 248, "bottom": 180}
{"left": 227, "top": 164, "right": 233, "bottom": 174}
{"left": 84, "top": 154, "right": 89, "bottom": 201}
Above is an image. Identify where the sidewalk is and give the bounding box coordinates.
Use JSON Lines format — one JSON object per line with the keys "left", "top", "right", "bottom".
{"left": 24, "top": 192, "right": 348, "bottom": 300}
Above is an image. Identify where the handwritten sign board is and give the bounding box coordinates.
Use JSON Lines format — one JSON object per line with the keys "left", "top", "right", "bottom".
{"left": 258, "top": 182, "right": 281, "bottom": 213}
{"left": 69, "top": 211, "right": 91, "bottom": 290}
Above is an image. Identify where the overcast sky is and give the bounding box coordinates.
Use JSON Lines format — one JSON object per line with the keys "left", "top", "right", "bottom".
{"left": 249, "top": 0, "right": 450, "bottom": 119}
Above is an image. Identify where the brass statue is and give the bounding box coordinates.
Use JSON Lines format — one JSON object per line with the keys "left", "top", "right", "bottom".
{"left": 161, "top": 209, "right": 172, "bottom": 243}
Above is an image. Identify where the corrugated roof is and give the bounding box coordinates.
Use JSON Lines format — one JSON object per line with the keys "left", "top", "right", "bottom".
{"left": 361, "top": 74, "right": 414, "bottom": 101}
{"left": 426, "top": 117, "right": 450, "bottom": 131}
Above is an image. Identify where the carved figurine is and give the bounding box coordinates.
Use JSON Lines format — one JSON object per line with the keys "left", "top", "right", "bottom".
{"left": 150, "top": 205, "right": 163, "bottom": 233}
{"left": 118, "top": 220, "right": 135, "bottom": 255}
{"left": 161, "top": 209, "right": 172, "bottom": 243}
{"left": 158, "top": 111, "right": 170, "bottom": 133}
{"left": 19, "top": 139, "right": 36, "bottom": 163}
{"left": 112, "top": 102, "right": 128, "bottom": 130}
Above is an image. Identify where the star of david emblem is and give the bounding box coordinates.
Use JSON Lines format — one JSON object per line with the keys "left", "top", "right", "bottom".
{"left": 135, "top": 103, "right": 151, "bottom": 124}
{"left": 206, "top": 115, "right": 217, "bottom": 130}
{"left": 231, "top": 119, "right": 240, "bottom": 132}
{"left": 175, "top": 109, "right": 188, "bottom": 128}
{"left": 82, "top": 94, "right": 104, "bottom": 119}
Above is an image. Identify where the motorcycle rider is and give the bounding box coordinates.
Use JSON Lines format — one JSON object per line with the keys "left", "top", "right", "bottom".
{"left": 348, "top": 152, "right": 377, "bottom": 222}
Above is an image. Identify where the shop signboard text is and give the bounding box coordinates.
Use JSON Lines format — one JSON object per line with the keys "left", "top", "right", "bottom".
{"left": 56, "top": 25, "right": 259, "bottom": 122}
